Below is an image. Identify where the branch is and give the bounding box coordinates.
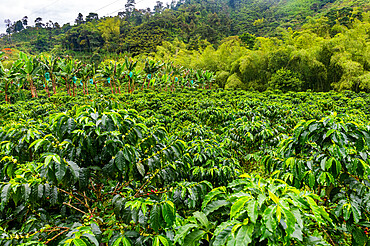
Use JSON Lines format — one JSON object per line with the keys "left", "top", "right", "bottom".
{"left": 45, "top": 227, "right": 69, "bottom": 244}
{"left": 58, "top": 188, "right": 85, "bottom": 205}
{"left": 63, "top": 202, "right": 87, "bottom": 215}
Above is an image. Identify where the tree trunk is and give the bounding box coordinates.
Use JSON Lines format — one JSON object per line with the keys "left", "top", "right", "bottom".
{"left": 110, "top": 80, "right": 114, "bottom": 94}
{"left": 147, "top": 78, "right": 151, "bottom": 89}
{"left": 29, "top": 78, "right": 38, "bottom": 98}
{"left": 113, "top": 79, "right": 118, "bottom": 94}
{"left": 142, "top": 78, "right": 146, "bottom": 91}
{"left": 65, "top": 78, "right": 71, "bottom": 96}
{"left": 52, "top": 76, "right": 56, "bottom": 94}
{"left": 45, "top": 82, "right": 50, "bottom": 97}
{"left": 34, "top": 84, "right": 38, "bottom": 98}
{"left": 117, "top": 80, "right": 121, "bottom": 94}
{"left": 5, "top": 83, "right": 9, "bottom": 103}
{"left": 28, "top": 78, "right": 34, "bottom": 98}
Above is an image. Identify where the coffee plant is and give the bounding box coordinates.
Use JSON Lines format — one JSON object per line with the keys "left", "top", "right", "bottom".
{"left": 1, "top": 57, "right": 370, "bottom": 245}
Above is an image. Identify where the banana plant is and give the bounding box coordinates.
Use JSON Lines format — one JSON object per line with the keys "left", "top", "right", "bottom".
{"left": 56, "top": 57, "right": 82, "bottom": 96}
{"left": 77, "top": 63, "right": 95, "bottom": 95}
{"left": 203, "top": 70, "right": 215, "bottom": 89}
{"left": 182, "top": 68, "right": 194, "bottom": 88}
{"left": 194, "top": 69, "right": 215, "bottom": 89}
{"left": 118, "top": 68, "right": 142, "bottom": 93}
{"left": 161, "top": 73, "right": 171, "bottom": 91}
{"left": 39, "top": 54, "right": 60, "bottom": 95}
{"left": 170, "top": 64, "right": 185, "bottom": 90}
{"left": 115, "top": 62, "right": 127, "bottom": 94}
{"left": 0, "top": 59, "right": 10, "bottom": 103}
{"left": 97, "top": 60, "right": 118, "bottom": 94}
{"left": 143, "top": 58, "right": 163, "bottom": 90}
{"left": 18, "top": 52, "right": 41, "bottom": 98}
{"left": 160, "top": 62, "right": 176, "bottom": 91}
{"left": 125, "top": 56, "right": 138, "bottom": 93}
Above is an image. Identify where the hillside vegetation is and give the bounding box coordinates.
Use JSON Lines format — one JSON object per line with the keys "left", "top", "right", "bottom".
{"left": 1, "top": 0, "right": 369, "bottom": 54}
{"left": 1, "top": 1, "right": 370, "bottom": 245}
{"left": 1, "top": 0, "right": 370, "bottom": 92}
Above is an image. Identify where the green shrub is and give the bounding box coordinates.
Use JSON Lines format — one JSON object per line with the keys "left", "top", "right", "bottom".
{"left": 225, "top": 73, "right": 246, "bottom": 90}
{"left": 268, "top": 68, "right": 303, "bottom": 92}
{"left": 215, "top": 71, "right": 230, "bottom": 88}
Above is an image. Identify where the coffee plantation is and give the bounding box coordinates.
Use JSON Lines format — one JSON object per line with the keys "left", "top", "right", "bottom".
{"left": 0, "top": 86, "right": 369, "bottom": 245}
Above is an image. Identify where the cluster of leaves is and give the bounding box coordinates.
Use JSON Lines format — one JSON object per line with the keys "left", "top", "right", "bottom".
{"left": 175, "top": 174, "right": 331, "bottom": 245}
{"left": 264, "top": 112, "right": 370, "bottom": 245}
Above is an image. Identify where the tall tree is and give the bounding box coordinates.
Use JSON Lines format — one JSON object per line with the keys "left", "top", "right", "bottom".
{"left": 98, "top": 17, "right": 121, "bottom": 51}
{"left": 13, "top": 20, "right": 24, "bottom": 32}
{"left": 125, "top": 0, "right": 136, "bottom": 17}
{"left": 86, "top": 12, "right": 99, "bottom": 22}
{"left": 22, "top": 16, "right": 28, "bottom": 26}
{"left": 75, "top": 13, "right": 84, "bottom": 25}
{"left": 154, "top": 1, "right": 164, "bottom": 14}
{"left": 4, "top": 19, "right": 12, "bottom": 35}
{"left": 34, "top": 17, "right": 44, "bottom": 28}
{"left": 45, "top": 20, "right": 54, "bottom": 29}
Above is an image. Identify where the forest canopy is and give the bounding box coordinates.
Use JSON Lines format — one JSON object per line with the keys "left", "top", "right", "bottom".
{"left": 1, "top": 0, "right": 370, "bottom": 92}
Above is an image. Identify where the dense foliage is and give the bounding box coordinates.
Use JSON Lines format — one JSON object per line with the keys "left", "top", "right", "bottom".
{"left": 0, "top": 86, "right": 370, "bottom": 245}
{"left": 2, "top": 0, "right": 370, "bottom": 93}
{"left": 1, "top": 0, "right": 369, "bottom": 55}
{"left": 0, "top": 51, "right": 214, "bottom": 104}
{"left": 0, "top": 0, "right": 370, "bottom": 244}
{"left": 155, "top": 13, "right": 370, "bottom": 92}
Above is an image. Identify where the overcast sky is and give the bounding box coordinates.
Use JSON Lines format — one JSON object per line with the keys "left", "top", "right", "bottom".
{"left": 0, "top": 0, "right": 167, "bottom": 34}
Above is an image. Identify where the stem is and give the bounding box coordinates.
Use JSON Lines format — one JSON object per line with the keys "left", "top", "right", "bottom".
{"left": 113, "top": 78, "right": 118, "bottom": 94}
{"left": 147, "top": 78, "right": 151, "bottom": 89}
{"left": 110, "top": 80, "right": 114, "bottom": 94}
{"left": 45, "top": 228, "right": 69, "bottom": 244}
{"left": 142, "top": 78, "right": 146, "bottom": 91}
{"left": 86, "top": 78, "right": 89, "bottom": 95}
{"left": 322, "top": 228, "right": 336, "bottom": 246}
{"left": 128, "top": 77, "right": 130, "bottom": 93}
{"left": 57, "top": 188, "right": 85, "bottom": 205}
{"left": 62, "top": 202, "right": 87, "bottom": 215}
{"left": 52, "top": 76, "right": 56, "bottom": 94}
{"left": 5, "top": 82, "right": 9, "bottom": 103}
{"left": 45, "top": 79, "right": 50, "bottom": 97}
{"left": 65, "top": 78, "right": 71, "bottom": 96}
{"left": 28, "top": 77, "right": 35, "bottom": 98}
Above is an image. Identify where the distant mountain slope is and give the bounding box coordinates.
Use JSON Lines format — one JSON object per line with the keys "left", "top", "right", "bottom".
{"left": 228, "top": 0, "right": 369, "bottom": 35}
{"left": 0, "top": 0, "right": 369, "bottom": 56}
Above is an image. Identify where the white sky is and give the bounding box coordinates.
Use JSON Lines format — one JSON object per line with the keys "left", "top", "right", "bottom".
{"left": 0, "top": 0, "right": 168, "bottom": 34}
